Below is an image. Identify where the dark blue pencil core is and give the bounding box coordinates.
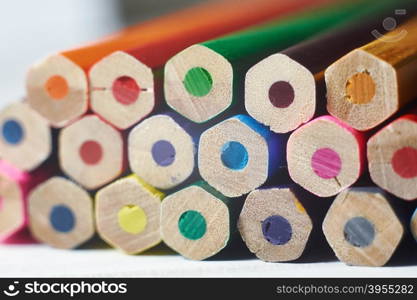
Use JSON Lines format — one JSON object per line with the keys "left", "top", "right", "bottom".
{"left": 151, "top": 140, "right": 176, "bottom": 167}
{"left": 49, "top": 205, "right": 75, "bottom": 233}
{"left": 221, "top": 141, "right": 249, "bottom": 170}
{"left": 344, "top": 216, "right": 375, "bottom": 248}
{"left": 2, "top": 119, "right": 24, "bottom": 145}
{"left": 262, "top": 215, "right": 292, "bottom": 245}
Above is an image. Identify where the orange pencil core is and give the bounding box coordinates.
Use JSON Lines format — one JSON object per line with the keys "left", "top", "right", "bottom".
{"left": 44, "top": 75, "right": 69, "bottom": 100}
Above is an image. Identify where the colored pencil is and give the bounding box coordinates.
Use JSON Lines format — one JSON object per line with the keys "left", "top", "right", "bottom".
{"left": 89, "top": 0, "right": 335, "bottom": 129}
{"left": 238, "top": 186, "right": 332, "bottom": 262}
{"left": 326, "top": 14, "right": 417, "bottom": 131}
{"left": 411, "top": 208, "right": 417, "bottom": 242}
{"left": 287, "top": 115, "right": 366, "bottom": 197}
{"left": 0, "top": 160, "right": 51, "bottom": 242}
{"left": 95, "top": 175, "right": 164, "bottom": 254}
{"left": 28, "top": 176, "right": 95, "bottom": 249}
{"left": 58, "top": 115, "right": 125, "bottom": 190}
{"left": 161, "top": 181, "right": 243, "bottom": 260}
{"left": 245, "top": 0, "right": 417, "bottom": 133}
{"left": 128, "top": 114, "right": 197, "bottom": 190}
{"left": 0, "top": 102, "right": 52, "bottom": 171}
{"left": 368, "top": 114, "right": 417, "bottom": 201}
{"left": 323, "top": 187, "right": 410, "bottom": 266}
{"left": 27, "top": 0, "right": 332, "bottom": 128}
{"left": 164, "top": 0, "right": 376, "bottom": 123}
{"left": 198, "top": 115, "right": 285, "bottom": 198}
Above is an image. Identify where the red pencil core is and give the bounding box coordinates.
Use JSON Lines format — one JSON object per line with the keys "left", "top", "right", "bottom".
{"left": 112, "top": 76, "right": 140, "bottom": 105}
{"left": 392, "top": 147, "right": 417, "bottom": 179}
{"left": 79, "top": 140, "right": 103, "bottom": 165}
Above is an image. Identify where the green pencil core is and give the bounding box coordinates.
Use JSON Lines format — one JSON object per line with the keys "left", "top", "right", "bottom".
{"left": 178, "top": 210, "right": 207, "bottom": 240}
{"left": 183, "top": 67, "right": 213, "bottom": 97}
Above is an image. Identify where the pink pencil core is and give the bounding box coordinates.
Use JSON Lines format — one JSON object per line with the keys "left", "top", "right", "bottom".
{"left": 311, "top": 147, "right": 342, "bottom": 179}
{"left": 392, "top": 147, "right": 417, "bottom": 179}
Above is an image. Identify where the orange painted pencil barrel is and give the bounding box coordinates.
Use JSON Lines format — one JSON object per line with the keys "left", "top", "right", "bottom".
{"left": 26, "top": 0, "right": 333, "bottom": 127}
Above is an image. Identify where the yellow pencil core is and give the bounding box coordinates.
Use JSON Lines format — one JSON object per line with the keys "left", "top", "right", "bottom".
{"left": 118, "top": 204, "right": 147, "bottom": 234}
{"left": 345, "top": 71, "right": 376, "bottom": 104}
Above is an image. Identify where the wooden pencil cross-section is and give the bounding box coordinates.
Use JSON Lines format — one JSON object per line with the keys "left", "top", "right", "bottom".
{"left": 128, "top": 114, "right": 196, "bottom": 190}
{"left": 198, "top": 115, "right": 285, "bottom": 198}
{"left": 0, "top": 102, "right": 52, "bottom": 171}
{"left": 411, "top": 208, "right": 417, "bottom": 242}
{"left": 323, "top": 187, "right": 405, "bottom": 267}
{"left": 95, "top": 175, "right": 164, "bottom": 254}
{"left": 28, "top": 176, "right": 95, "bottom": 249}
{"left": 161, "top": 181, "right": 242, "bottom": 261}
{"left": 245, "top": 0, "right": 416, "bottom": 133}
{"left": 287, "top": 116, "right": 366, "bottom": 197}
{"left": 27, "top": 0, "right": 331, "bottom": 128}
{"left": 59, "top": 115, "right": 125, "bottom": 190}
{"left": 165, "top": 0, "right": 371, "bottom": 123}
{"left": 326, "top": 15, "right": 417, "bottom": 131}
{"left": 368, "top": 114, "right": 417, "bottom": 201}
{"left": 238, "top": 187, "right": 315, "bottom": 262}
{"left": 0, "top": 160, "right": 51, "bottom": 242}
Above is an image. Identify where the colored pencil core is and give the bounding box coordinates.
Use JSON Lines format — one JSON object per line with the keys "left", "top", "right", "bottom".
{"left": 343, "top": 216, "right": 375, "bottom": 248}
{"left": 311, "top": 148, "right": 342, "bottom": 179}
{"left": 345, "top": 71, "right": 376, "bottom": 104}
{"left": 392, "top": 147, "right": 417, "bottom": 179}
{"left": 221, "top": 141, "right": 249, "bottom": 170}
{"left": 151, "top": 140, "right": 176, "bottom": 167}
{"left": 2, "top": 120, "right": 24, "bottom": 145}
{"left": 112, "top": 76, "right": 141, "bottom": 105}
{"left": 269, "top": 81, "right": 295, "bottom": 108}
{"left": 118, "top": 204, "right": 147, "bottom": 234}
{"left": 178, "top": 210, "right": 206, "bottom": 240}
{"left": 262, "top": 215, "right": 292, "bottom": 245}
{"left": 183, "top": 67, "right": 213, "bottom": 97}
{"left": 44, "top": 75, "right": 69, "bottom": 100}
{"left": 79, "top": 140, "right": 103, "bottom": 165}
{"left": 49, "top": 205, "right": 75, "bottom": 233}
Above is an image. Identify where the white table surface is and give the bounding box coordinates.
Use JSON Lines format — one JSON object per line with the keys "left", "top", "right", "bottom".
{"left": 0, "top": 244, "right": 416, "bottom": 278}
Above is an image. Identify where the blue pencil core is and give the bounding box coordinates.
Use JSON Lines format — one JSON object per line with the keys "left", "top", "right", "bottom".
{"left": 220, "top": 141, "right": 248, "bottom": 170}
{"left": 151, "top": 140, "right": 176, "bottom": 167}
{"left": 49, "top": 205, "right": 76, "bottom": 233}
{"left": 262, "top": 215, "right": 292, "bottom": 245}
{"left": 2, "top": 119, "right": 24, "bottom": 145}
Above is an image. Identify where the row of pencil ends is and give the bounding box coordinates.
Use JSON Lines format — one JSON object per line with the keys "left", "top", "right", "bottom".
{"left": 1, "top": 0, "right": 417, "bottom": 267}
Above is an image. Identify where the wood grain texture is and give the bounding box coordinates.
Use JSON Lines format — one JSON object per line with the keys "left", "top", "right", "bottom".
{"left": 238, "top": 187, "right": 313, "bottom": 262}
{"left": 128, "top": 114, "right": 196, "bottom": 190}
{"left": 323, "top": 187, "right": 405, "bottom": 266}
{"left": 245, "top": 0, "right": 417, "bottom": 133}
{"left": 28, "top": 177, "right": 94, "bottom": 249}
{"left": 95, "top": 175, "right": 164, "bottom": 254}
{"left": 165, "top": 0, "right": 374, "bottom": 123}
{"left": 287, "top": 115, "right": 366, "bottom": 197}
{"left": 27, "top": 0, "right": 333, "bottom": 127}
{"left": 0, "top": 102, "right": 52, "bottom": 171}
{"left": 161, "top": 181, "right": 243, "bottom": 260}
{"left": 198, "top": 115, "right": 285, "bottom": 197}
{"left": 368, "top": 114, "right": 417, "bottom": 201}
{"left": 326, "top": 14, "right": 417, "bottom": 131}
{"left": 59, "top": 115, "right": 125, "bottom": 190}
{"left": 411, "top": 208, "right": 417, "bottom": 242}
{"left": 0, "top": 160, "right": 52, "bottom": 242}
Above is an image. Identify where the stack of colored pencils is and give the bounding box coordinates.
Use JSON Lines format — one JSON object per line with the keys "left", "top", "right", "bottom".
{"left": 1, "top": 0, "right": 417, "bottom": 267}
